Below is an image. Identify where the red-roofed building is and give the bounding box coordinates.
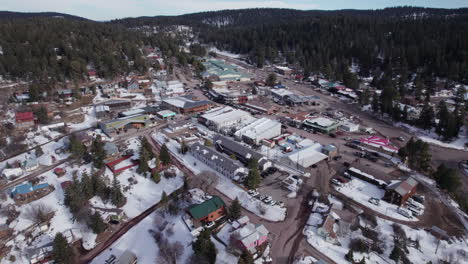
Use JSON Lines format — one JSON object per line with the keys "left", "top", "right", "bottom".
{"left": 88, "top": 70, "right": 97, "bottom": 81}
{"left": 384, "top": 177, "right": 418, "bottom": 205}
{"left": 53, "top": 168, "right": 66, "bottom": 177}
{"left": 360, "top": 135, "right": 399, "bottom": 154}
{"left": 15, "top": 112, "right": 35, "bottom": 129}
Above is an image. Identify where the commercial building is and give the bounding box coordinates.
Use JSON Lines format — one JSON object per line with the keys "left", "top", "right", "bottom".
{"left": 98, "top": 100, "right": 132, "bottom": 111}
{"left": 384, "top": 177, "right": 418, "bottom": 206}
{"left": 94, "top": 105, "right": 110, "bottom": 119}
{"left": 155, "top": 80, "right": 185, "bottom": 97}
{"left": 188, "top": 196, "right": 226, "bottom": 223}
{"left": 359, "top": 135, "right": 399, "bottom": 154}
{"left": 202, "top": 59, "right": 250, "bottom": 82}
{"left": 281, "top": 144, "right": 328, "bottom": 171}
{"left": 235, "top": 118, "right": 282, "bottom": 145}
{"left": 199, "top": 106, "right": 255, "bottom": 132}
{"left": 213, "top": 135, "right": 271, "bottom": 171}
{"left": 207, "top": 89, "right": 252, "bottom": 105}
{"left": 156, "top": 110, "right": 176, "bottom": 120}
{"left": 118, "top": 106, "right": 158, "bottom": 118}
{"left": 340, "top": 121, "right": 360, "bottom": 132}
{"left": 190, "top": 142, "right": 247, "bottom": 180}
{"left": 161, "top": 96, "right": 212, "bottom": 114}
{"left": 303, "top": 117, "right": 340, "bottom": 134}
{"left": 99, "top": 114, "right": 153, "bottom": 137}
{"left": 274, "top": 65, "right": 293, "bottom": 75}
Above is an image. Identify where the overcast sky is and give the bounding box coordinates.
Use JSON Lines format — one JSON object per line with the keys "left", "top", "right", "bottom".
{"left": 1, "top": 0, "right": 467, "bottom": 20}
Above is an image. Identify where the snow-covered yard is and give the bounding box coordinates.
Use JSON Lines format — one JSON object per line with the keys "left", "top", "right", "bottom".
{"left": 305, "top": 214, "right": 468, "bottom": 264}
{"left": 395, "top": 122, "right": 468, "bottom": 151}
{"left": 91, "top": 213, "right": 193, "bottom": 264}
{"left": 1, "top": 163, "right": 97, "bottom": 263}
{"left": 336, "top": 177, "right": 418, "bottom": 221}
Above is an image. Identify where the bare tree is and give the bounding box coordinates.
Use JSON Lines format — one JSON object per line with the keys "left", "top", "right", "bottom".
{"left": 156, "top": 238, "right": 185, "bottom": 264}
{"left": 24, "top": 203, "right": 54, "bottom": 224}
{"left": 189, "top": 171, "right": 219, "bottom": 192}
{"left": 153, "top": 214, "right": 168, "bottom": 232}
{"left": 256, "top": 202, "right": 266, "bottom": 215}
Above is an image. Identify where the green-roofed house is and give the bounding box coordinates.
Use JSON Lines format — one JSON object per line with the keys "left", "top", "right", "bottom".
{"left": 188, "top": 196, "right": 226, "bottom": 223}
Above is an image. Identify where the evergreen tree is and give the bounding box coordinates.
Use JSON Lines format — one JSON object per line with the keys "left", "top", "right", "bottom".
{"left": 110, "top": 178, "right": 125, "bottom": 207}
{"left": 91, "top": 136, "right": 106, "bottom": 169}
{"left": 152, "top": 170, "right": 161, "bottom": 183}
{"left": 192, "top": 229, "right": 217, "bottom": 264}
{"left": 204, "top": 139, "right": 213, "bottom": 146}
{"left": 160, "top": 191, "right": 169, "bottom": 205}
{"left": 88, "top": 211, "right": 106, "bottom": 234}
{"left": 238, "top": 250, "right": 254, "bottom": 264}
{"left": 52, "top": 233, "right": 74, "bottom": 263}
{"left": 159, "top": 144, "right": 171, "bottom": 166}
{"left": 69, "top": 134, "right": 86, "bottom": 159}
{"left": 433, "top": 164, "right": 460, "bottom": 193}
{"left": 35, "top": 146, "right": 44, "bottom": 157}
{"left": 34, "top": 106, "right": 49, "bottom": 124}
{"left": 345, "top": 249, "right": 354, "bottom": 262}
{"left": 246, "top": 160, "right": 261, "bottom": 189}
{"left": 359, "top": 88, "right": 371, "bottom": 105}
{"left": 81, "top": 172, "right": 94, "bottom": 199}
{"left": 252, "top": 86, "right": 258, "bottom": 95}
{"left": 266, "top": 73, "right": 277, "bottom": 87}
{"left": 229, "top": 198, "right": 242, "bottom": 220}
{"left": 417, "top": 103, "right": 435, "bottom": 130}
{"left": 137, "top": 147, "right": 150, "bottom": 175}
{"left": 180, "top": 140, "right": 189, "bottom": 154}
{"left": 371, "top": 93, "right": 380, "bottom": 113}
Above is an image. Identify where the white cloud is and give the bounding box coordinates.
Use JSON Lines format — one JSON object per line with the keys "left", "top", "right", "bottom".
{"left": 0, "top": 0, "right": 320, "bottom": 20}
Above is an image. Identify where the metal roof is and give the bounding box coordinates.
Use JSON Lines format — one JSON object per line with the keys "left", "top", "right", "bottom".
{"left": 188, "top": 196, "right": 225, "bottom": 220}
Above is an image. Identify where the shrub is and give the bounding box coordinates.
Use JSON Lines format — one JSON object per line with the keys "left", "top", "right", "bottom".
{"left": 349, "top": 239, "right": 369, "bottom": 253}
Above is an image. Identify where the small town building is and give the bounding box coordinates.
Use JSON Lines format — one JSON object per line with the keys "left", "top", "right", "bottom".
{"left": 199, "top": 106, "right": 255, "bottom": 132}
{"left": 127, "top": 80, "right": 140, "bottom": 91}
{"left": 190, "top": 143, "right": 247, "bottom": 181}
{"left": 188, "top": 196, "right": 226, "bottom": 223}
{"left": 2, "top": 167, "right": 23, "bottom": 180}
{"left": 274, "top": 65, "right": 293, "bottom": 75}
{"left": 11, "top": 182, "right": 54, "bottom": 204}
{"left": 322, "top": 144, "right": 338, "bottom": 158}
{"left": 161, "top": 96, "right": 212, "bottom": 114}
{"left": 340, "top": 121, "right": 360, "bottom": 132}
{"left": 118, "top": 107, "right": 158, "bottom": 118}
{"left": 303, "top": 117, "right": 340, "bottom": 134}
{"left": 95, "top": 105, "right": 110, "bottom": 119}
{"left": 23, "top": 158, "right": 39, "bottom": 172}
{"left": 235, "top": 118, "right": 282, "bottom": 145}
{"left": 202, "top": 59, "right": 250, "bottom": 82}
{"left": 155, "top": 80, "right": 185, "bottom": 97}
{"left": 231, "top": 223, "right": 269, "bottom": 254}
{"left": 15, "top": 112, "right": 35, "bottom": 129}
{"left": 156, "top": 110, "right": 176, "bottom": 120}
{"left": 359, "top": 135, "right": 399, "bottom": 154}
{"left": 116, "top": 250, "right": 138, "bottom": 264}
{"left": 53, "top": 167, "right": 66, "bottom": 177}
{"left": 383, "top": 177, "right": 418, "bottom": 205}
{"left": 99, "top": 100, "right": 132, "bottom": 111}
{"left": 281, "top": 144, "right": 328, "bottom": 171}
{"left": 99, "top": 114, "right": 153, "bottom": 137}
{"left": 214, "top": 135, "right": 271, "bottom": 171}
{"left": 103, "top": 142, "right": 120, "bottom": 160}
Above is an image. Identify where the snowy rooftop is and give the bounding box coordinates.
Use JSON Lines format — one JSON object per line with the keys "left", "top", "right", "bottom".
{"left": 306, "top": 117, "right": 337, "bottom": 128}
{"left": 284, "top": 144, "right": 327, "bottom": 168}
{"left": 235, "top": 118, "right": 281, "bottom": 139}
{"left": 201, "top": 106, "right": 254, "bottom": 125}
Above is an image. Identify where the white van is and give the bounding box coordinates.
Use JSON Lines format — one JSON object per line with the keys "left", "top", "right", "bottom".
{"left": 397, "top": 207, "right": 413, "bottom": 219}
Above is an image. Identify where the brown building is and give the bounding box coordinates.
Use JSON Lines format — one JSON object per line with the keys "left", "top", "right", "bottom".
{"left": 188, "top": 196, "right": 226, "bottom": 223}
{"left": 383, "top": 177, "right": 418, "bottom": 205}
{"left": 161, "top": 96, "right": 212, "bottom": 114}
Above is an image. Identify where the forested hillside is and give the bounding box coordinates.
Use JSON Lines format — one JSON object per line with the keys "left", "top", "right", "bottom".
{"left": 0, "top": 17, "right": 189, "bottom": 83}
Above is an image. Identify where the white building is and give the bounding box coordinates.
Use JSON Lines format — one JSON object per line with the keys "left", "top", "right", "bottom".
{"left": 281, "top": 144, "right": 328, "bottom": 171}
{"left": 340, "top": 121, "right": 360, "bottom": 132}
{"left": 2, "top": 168, "right": 23, "bottom": 180}
{"left": 235, "top": 118, "right": 282, "bottom": 145}
{"left": 155, "top": 80, "right": 185, "bottom": 96}
{"left": 200, "top": 106, "right": 255, "bottom": 132}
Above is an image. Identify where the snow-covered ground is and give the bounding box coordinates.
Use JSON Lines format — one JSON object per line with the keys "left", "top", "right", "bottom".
{"left": 91, "top": 213, "right": 193, "bottom": 264}
{"left": 209, "top": 47, "right": 240, "bottom": 58}
{"left": 152, "top": 132, "right": 287, "bottom": 222}
{"left": 336, "top": 177, "right": 418, "bottom": 221}
{"left": 1, "top": 163, "right": 97, "bottom": 263}
{"left": 68, "top": 106, "right": 98, "bottom": 132}
{"left": 305, "top": 214, "right": 468, "bottom": 264}
{"left": 0, "top": 136, "right": 69, "bottom": 171}
{"left": 395, "top": 122, "right": 468, "bottom": 151}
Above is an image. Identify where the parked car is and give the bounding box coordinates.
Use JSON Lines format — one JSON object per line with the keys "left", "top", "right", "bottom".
{"left": 204, "top": 194, "right": 213, "bottom": 200}
{"left": 397, "top": 207, "right": 413, "bottom": 219}
{"left": 333, "top": 155, "right": 343, "bottom": 161}
{"left": 368, "top": 197, "right": 380, "bottom": 206}
{"left": 205, "top": 221, "right": 215, "bottom": 228}
{"left": 259, "top": 194, "right": 267, "bottom": 201}
{"left": 278, "top": 201, "right": 285, "bottom": 208}
{"left": 412, "top": 195, "right": 425, "bottom": 204}
{"left": 330, "top": 179, "right": 343, "bottom": 187}
{"left": 268, "top": 200, "right": 277, "bottom": 206}
{"left": 329, "top": 133, "right": 337, "bottom": 138}
{"left": 407, "top": 206, "right": 422, "bottom": 216}
{"left": 397, "top": 136, "right": 405, "bottom": 141}
{"left": 248, "top": 190, "right": 259, "bottom": 197}
{"left": 263, "top": 196, "right": 273, "bottom": 203}
{"left": 343, "top": 172, "right": 352, "bottom": 179}
{"left": 336, "top": 177, "right": 349, "bottom": 184}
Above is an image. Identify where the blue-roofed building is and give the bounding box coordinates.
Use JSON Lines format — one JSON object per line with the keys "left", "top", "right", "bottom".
{"left": 11, "top": 182, "right": 54, "bottom": 204}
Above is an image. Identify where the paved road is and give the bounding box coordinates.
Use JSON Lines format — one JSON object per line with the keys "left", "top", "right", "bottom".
{"left": 0, "top": 158, "right": 71, "bottom": 192}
